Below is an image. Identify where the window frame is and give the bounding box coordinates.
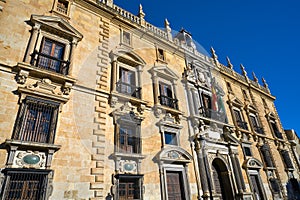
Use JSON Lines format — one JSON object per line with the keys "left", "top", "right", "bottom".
{"left": 120, "top": 29, "right": 132, "bottom": 47}
{"left": 115, "top": 174, "right": 143, "bottom": 200}
{"left": 233, "top": 108, "right": 248, "bottom": 130}
{"left": 158, "top": 80, "right": 178, "bottom": 110}
{"left": 156, "top": 48, "right": 166, "bottom": 62}
{"left": 12, "top": 96, "right": 60, "bottom": 144}
{"left": 249, "top": 113, "right": 264, "bottom": 134}
{"left": 51, "top": 0, "right": 71, "bottom": 17}
{"left": 1, "top": 169, "right": 51, "bottom": 200}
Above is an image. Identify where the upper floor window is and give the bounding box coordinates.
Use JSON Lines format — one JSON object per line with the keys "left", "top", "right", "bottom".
{"left": 164, "top": 131, "right": 178, "bottom": 145}
{"left": 56, "top": 0, "right": 69, "bottom": 15}
{"left": 156, "top": 48, "right": 166, "bottom": 62}
{"left": 226, "top": 82, "right": 233, "bottom": 93}
{"left": 249, "top": 114, "right": 264, "bottom": 134}
{"left": 259, "top": 144, "right": 275, "bottom": 168}
{"left": 280, "top": 150, "right": 294, "bottom": 170}
{"left": 270, "top": 121, "right": 283, "bottom": 139}
{"left": 262, "top": 97, "right": 268, "bottom": 108}
{"left": 119, "top": 124, "right": 140, "bottom": 154}
{"left": 242, "top": 89, "right": 249, "bottom": 100}
{"left": 33, "top": 38, "right": 69, "bottom": 75}
{"left": 122, "top": 30, "right": 131, "bottom": 46}
{"left": 13, "top": 97, "right": 59, "bottom": 144}
{"left": 117, "top": 66, "right": 140, "bottom": 98}
{"left": 243, "top": 146, "right": 252, "bottom": 157}
{"left": 22, "top": 15, "right": 82, "bottom": 77}
{"left": 1, "top": 169, "right": 49, "bottom": 200}
{"left": 233, "top": 109, "right": 248, "bottom": 130}
{"left": 159, "top": 81, "right": 178, "bottom": 110}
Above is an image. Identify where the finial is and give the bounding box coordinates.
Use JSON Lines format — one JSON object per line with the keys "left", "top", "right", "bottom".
{"left": 210, "top": 47, "right": 217, "bottom": 59}
{"left": 165, "top": 18, "right": 172, "bottom": 41}
{"left": 138, "top": 4, "right": 145, "bottom": 18}
{"left": 252, "top": 72, "right": 258, "bottom": 83}
{"left": 240, "top": 64, "right": 247, "bottom": 77}
{"left": 226, "top": 56, "right": 233, "bottom": 69}
{"left": 262, "top": 77, "right": 269, "bottom": 89}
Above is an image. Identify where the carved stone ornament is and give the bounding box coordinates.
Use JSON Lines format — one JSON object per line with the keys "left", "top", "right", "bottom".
{"left": 26, "top": 78, "right": 57, "bottom": 94}
{"left": 119, "top": 160, "right": 137, "bottom": 174}
{"left": 16, "top": 69, "right": 29, "bottom": 84}
{"left": 61, "top": 82, "right": 73, "bottom": 95}
{"left": 13, "top": 150, "right": 46, "bottom": 169}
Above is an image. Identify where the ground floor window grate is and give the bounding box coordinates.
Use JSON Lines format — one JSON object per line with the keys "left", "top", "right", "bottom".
{"left": 1, "top": 170, "right": 48, "bottom": 200}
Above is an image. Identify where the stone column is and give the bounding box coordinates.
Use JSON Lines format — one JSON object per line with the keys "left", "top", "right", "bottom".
{"left": 111, "top": 60, "right": 117, "bottom": 91}
{"left": 137, "top": 65, "right": 143, "bottom": 98}
{"left": 67, "top": 39, "right": 77, "bottom": 76}
{"left": 25, "top": 24, "right": 40, "bottom": 63}
{"left": 194, "top": 136, "right": 210, "bottom": 199}
{"left": 230, "top": 150, "right": 243, "bottom": 194}
{"left": 152, "top": 72, "right": 159, "bottom": 104}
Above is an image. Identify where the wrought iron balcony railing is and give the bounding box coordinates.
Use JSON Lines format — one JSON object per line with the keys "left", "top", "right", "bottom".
{"left": 116, "top": 82, "right": 141, "bottom": 99}
{"left": 202, "top": 107, "right": 227, "bottom": 122}
{"left": 30, "top": 50, "right": 69, "bottom": 75}
{"left": 253, "top": 126, "right": 264, "bottom": 134}
{"left": 159, "top": 95, "right": 178, "bottom": 110}
{"left": 236, "top": 120, "right": 248, "bottom": 130}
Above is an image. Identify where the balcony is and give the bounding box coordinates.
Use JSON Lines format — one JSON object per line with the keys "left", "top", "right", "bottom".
{"left": 236, "top": 120, "right": 248, "bottom": 130}
{"left": 116, "top": 82, "right": 141, "bottom": 99}
{"left": 202, "top": 108, "right": 227, "bottom": 122}
{"left": 159, "top": 95, "right": 178, "bottom": 110}
{"left": 30, "top": 50, "right": 69, "bottom": 75}
{"left": 274, "top": 130, "right": 283, "bottom": 139}
{"left": 253, "top": 126, "right": 264, "bottom": 134}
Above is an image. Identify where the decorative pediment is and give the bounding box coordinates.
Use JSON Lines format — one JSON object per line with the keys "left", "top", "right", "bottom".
{"left": 30, "top": 15, "right": 83, "bottom": 41}
{"left": 228, "top": 97, "right": 244, "bottom": 107}
{"left": 150, "top": 65, "right": 179, "bottom": 80}
{"left": 243, "top": 158, "right": 263, "bottom": 169}
{"left": 112, "top": 102, "right": 144, "bottom": 124}
{"left": 246, "top": 104, "right": 258, "bottom": 112}
{"left": 110, "top": 47, "right": 146, "bottom": 66}
{"left": 157, "top": 146, "right": 192, "bottom": 163}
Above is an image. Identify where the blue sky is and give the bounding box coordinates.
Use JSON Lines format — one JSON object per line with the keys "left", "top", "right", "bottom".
{"left": 114, "top": 0, "right": 300, "bottom": 137}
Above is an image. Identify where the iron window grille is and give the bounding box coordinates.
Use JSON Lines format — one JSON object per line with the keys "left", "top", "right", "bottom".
{"left": 233, "top": 110, "right": 248, "bottom": 130}
{"left": 260, "top": 144, "right": 275, "bottom": 168}
{"left": 30, "top": 38, "right": 69, "bottom": 75}
{"left": 1, "top": 169, "right": 49, "bottom": 200}
{"left": 13, "top": 97, "right": 59, "bottom": 144}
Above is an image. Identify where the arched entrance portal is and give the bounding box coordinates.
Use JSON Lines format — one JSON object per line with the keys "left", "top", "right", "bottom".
{"left": 212, "top": 158, "right": 234, "bottom": 200}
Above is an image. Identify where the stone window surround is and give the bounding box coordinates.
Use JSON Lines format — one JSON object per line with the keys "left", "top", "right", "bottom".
{"left": 120, "top": 29, "right": 132, "bottom": 47}
{"left": 110, "top": 49, "right": 147, "bottom": 108}
{"left": 242, "top": 143, "right": 253, "bottom": 158}
{"left": 156, "top": 47, "right": 167, "bottom": 63}
{"left": 22, "top": 15, "right": 82, "bottom": 78}
{"left": 150, "top": 65, "right": 183, "bottom": 118}
{"left": 158, "top": 115, "right": 183, "bottom": 148}
{"left": 51, "top": 0, "right": 71, "bottom": 18}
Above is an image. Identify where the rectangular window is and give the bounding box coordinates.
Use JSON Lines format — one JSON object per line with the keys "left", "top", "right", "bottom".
{"left": 164, "top": 131, "right": 178, "bottom": 145}
{"left": 2, "top": 170, "right": 48, "bottom": 200}
{"left": 250, "top": 174, "right": 265, "bottom": 200}
{"left": 233, "top": 109, "right": 248, "bottom": 130}
{"left": 270, "top": 121, "right": 283, "bottom": 139}
{"left": 202, "top": 93, "right": 212, "bottom": 118}
{"left": 36, "top": 38, "right": 68, "bottom": 75}
{"left": 118, "top": 175, "right": 142, "bottom": 200}
{"left": 122, "top": 31, "right": 131, "bottom": 46}
{"left": 166, "top": 171, "right": 185, "bottom": 200}
{"left": 281, "top": 150, "right": 294, "bottom": 169}
{"left": 226, "top": 82, "right": 233, "bottom": 93}
{"left": 250, "top": 115, "right": 264, "bottom": 134}
{"left": 56, "top": 0, "right": 69, "bottom": 15}
{"left": 118, "top": 67, "right": 137, "bottom": 97}
{"left": 243, "top": 146, "right": 252, "bottom": 157}
{"left": 159, "top": 82, "right": 178, "bottom": 109}
{"left": 119, "top": 125, "right": 139, "bottom": 154}
{"left": 242, "top": 89, "right": 248, "bottom": 99}
{"left": 13, "top": 97, "right": 59, "bottom": 144}
{"left": 157, "top": 48, "right": 165, "bottom": 61}
{"left": 260, "top": 144, "right": 275, "bottom": 168}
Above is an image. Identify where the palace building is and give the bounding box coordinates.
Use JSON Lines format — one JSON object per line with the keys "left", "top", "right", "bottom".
{"left": 0, "top": 0, "right": 299, "bottom": 199}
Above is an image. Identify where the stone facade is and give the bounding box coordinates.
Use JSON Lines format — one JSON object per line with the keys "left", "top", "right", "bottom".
{"left": 0, "top": 0, "right": 299, "bottom": 200}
